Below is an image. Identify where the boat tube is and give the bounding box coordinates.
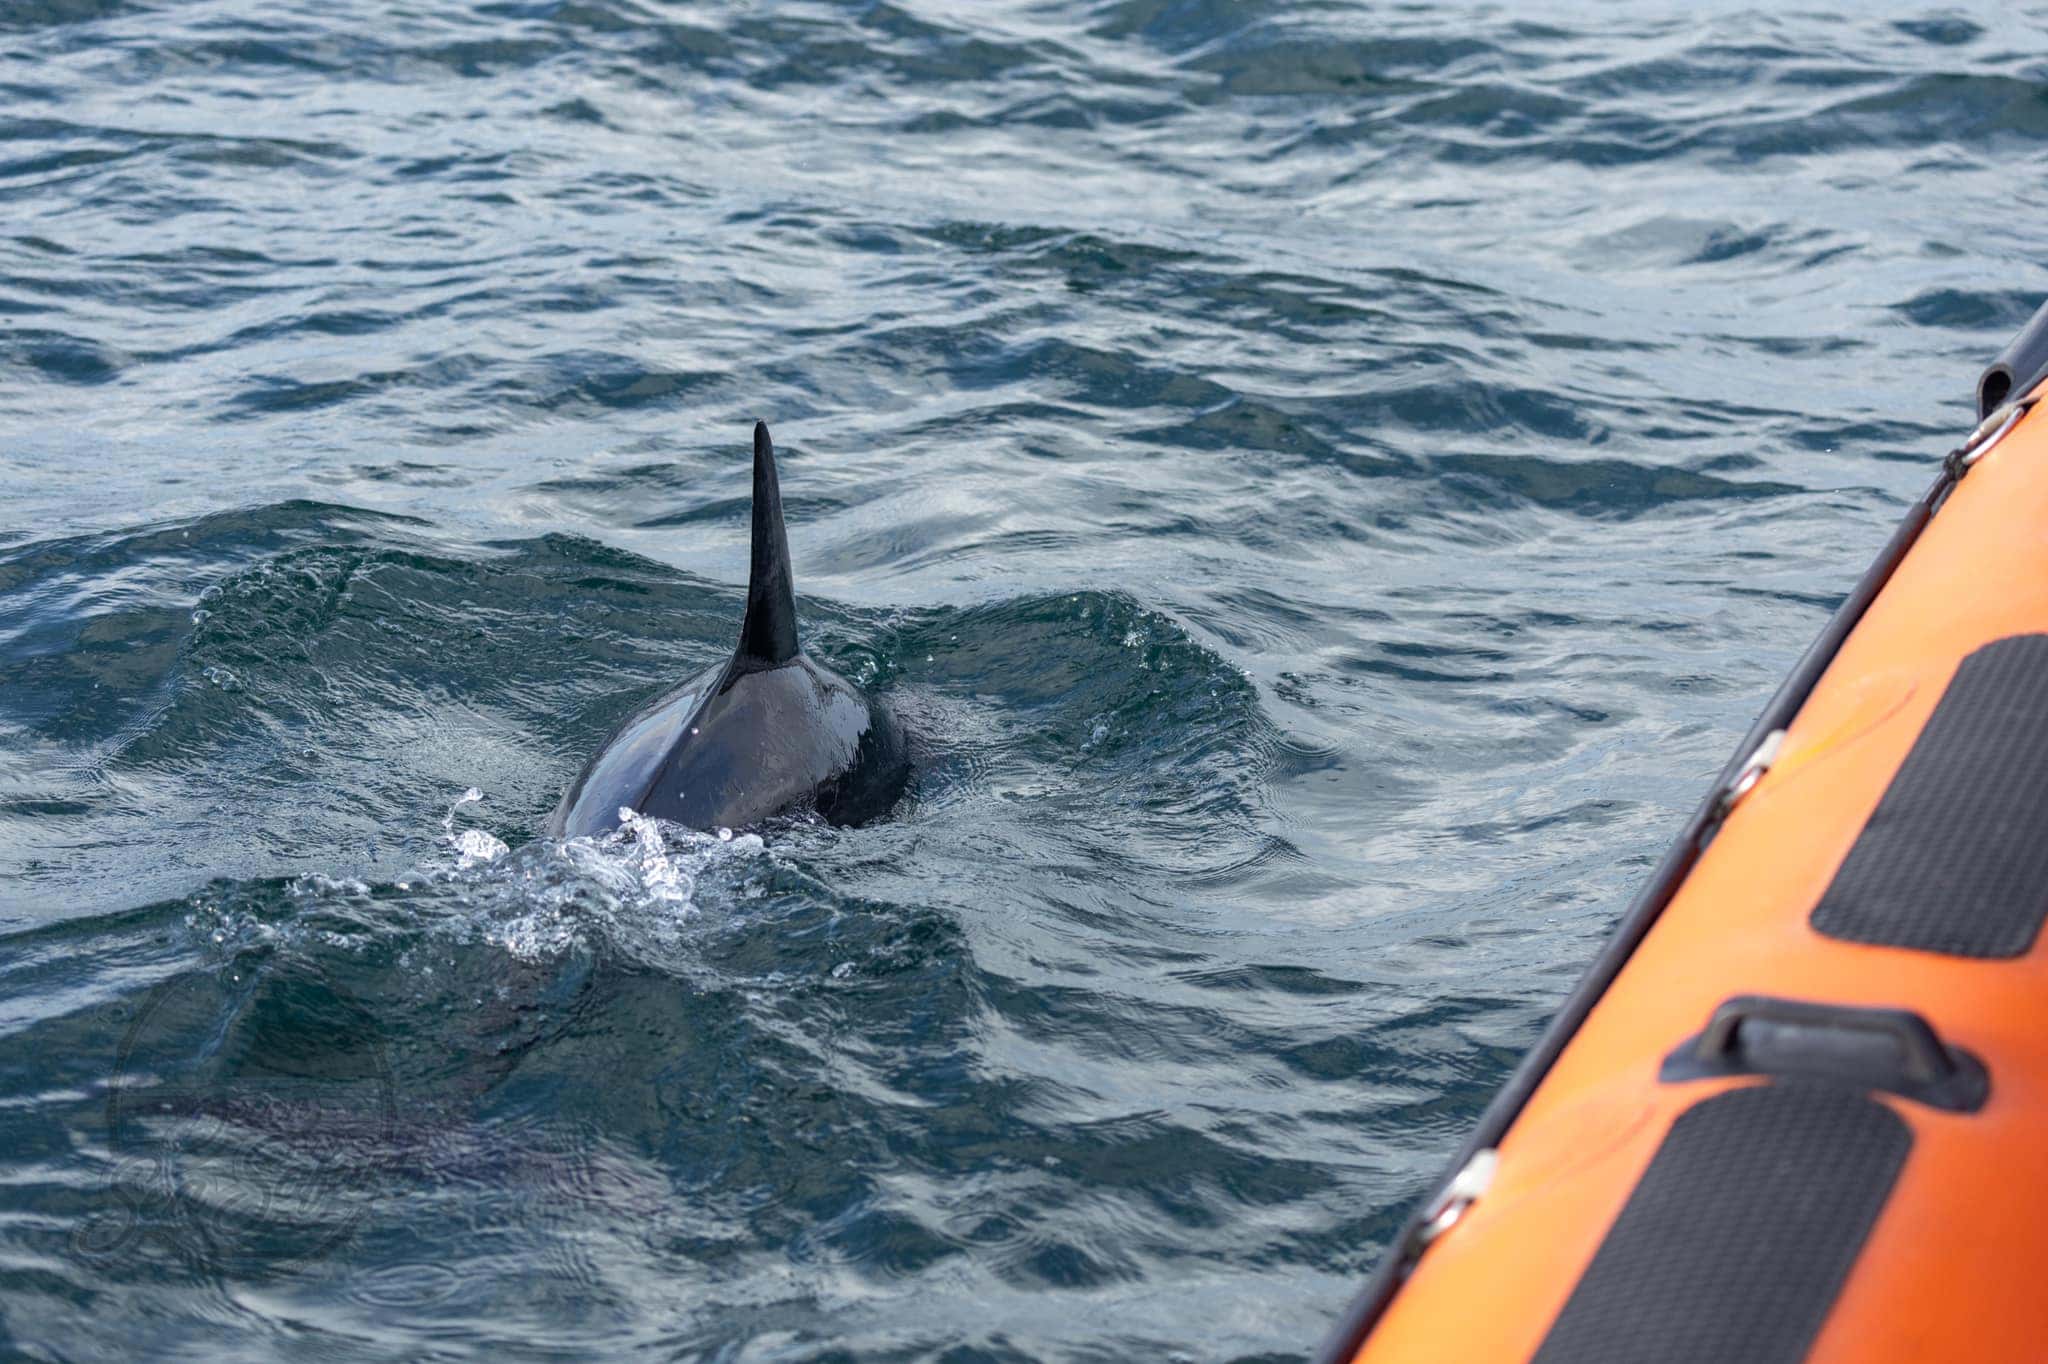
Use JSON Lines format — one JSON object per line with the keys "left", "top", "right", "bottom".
{"left": 1318, "top": 300, "right": 2048, "bottom": 1364}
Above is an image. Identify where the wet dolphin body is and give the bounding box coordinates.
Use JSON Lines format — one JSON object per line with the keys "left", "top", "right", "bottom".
{"left": 548, "top": 422, "right": 910, "bottom": 838}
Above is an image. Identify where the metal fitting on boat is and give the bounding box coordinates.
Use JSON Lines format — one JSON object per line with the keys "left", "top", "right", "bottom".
{"left": 1711, "top": 728, "right": 1785, "bottom": 823}
{"left": 1943, "top": 398, "right": 2034, "bottom": 485}
{"left": 1417, "top": 1148, "right": 1499, "bottom": 1246}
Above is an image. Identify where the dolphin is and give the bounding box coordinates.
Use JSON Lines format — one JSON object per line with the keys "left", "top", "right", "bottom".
{"left": 547, "top": 421, "right": 910, "bottom": 838}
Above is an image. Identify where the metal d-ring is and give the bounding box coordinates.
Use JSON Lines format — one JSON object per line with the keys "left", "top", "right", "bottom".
{"left": 1960, "top": 399, "right": 2029, "bottom": 469}
{"left": 1710, "top": 728, "right": 1785, "bottom": 824}
{"left": 1416, "top": 1148, "right": 1499, "bottom": 1247}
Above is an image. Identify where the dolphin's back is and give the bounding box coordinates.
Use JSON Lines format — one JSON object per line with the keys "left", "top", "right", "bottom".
{"left": 549, "top": 656, "right": 905, "bottom": 838}
{"left": 547, "top": 667, "right": 715, "bottom": 839}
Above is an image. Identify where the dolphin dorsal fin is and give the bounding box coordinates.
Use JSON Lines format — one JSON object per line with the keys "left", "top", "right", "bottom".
{"left": 734, "top": 419, "right": 799, "bottom": 669}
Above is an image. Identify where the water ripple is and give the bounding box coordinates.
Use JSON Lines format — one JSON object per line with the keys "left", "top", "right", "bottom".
{"left": 4, "top": 0, "right": 2045, "bottom": 1359}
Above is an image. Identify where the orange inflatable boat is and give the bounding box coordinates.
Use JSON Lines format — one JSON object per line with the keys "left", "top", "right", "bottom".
{"left": 1317, "top": 307, "right": 2048, "bottom": 1364}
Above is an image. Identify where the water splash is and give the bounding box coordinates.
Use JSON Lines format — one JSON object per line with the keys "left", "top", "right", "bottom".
{"left": 429, "top": 805, "right": 767, "bottom": 966}
{"left": 175, "top": 793, "right": 774, "bottom": 973}
{"left": 443, "top": 788, "right": 510, "bottom": 868}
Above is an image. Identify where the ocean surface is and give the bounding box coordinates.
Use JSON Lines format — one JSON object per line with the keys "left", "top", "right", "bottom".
{"left": 3, "top": 2, "right": 2044, "bottom": 1359}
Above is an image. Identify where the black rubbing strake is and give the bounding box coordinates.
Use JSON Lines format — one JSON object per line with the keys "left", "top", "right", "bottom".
{"left": 1812, "top": 634, "right": 2048, "bottom": 958}
{"left": 1531, "top": 1083, "right": 1909, "bottom": 1364}
{"left": 1979, "top": 297, "right": 2048, "bottom": 418}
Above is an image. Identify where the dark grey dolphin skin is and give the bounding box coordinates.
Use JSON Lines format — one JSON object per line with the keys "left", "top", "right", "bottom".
{"left": 547, "top": 421, "right": 910, "bottom": 838}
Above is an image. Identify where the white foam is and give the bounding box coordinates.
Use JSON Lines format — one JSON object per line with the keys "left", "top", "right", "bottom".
{"left": 617, "top": 806, "right": 696, "bottom": 905}
{"left": 442, "top": 787, "right": 508, "bottom": 867}
{"left": 191, "top": 792, "right": 774, "bottom": 976}
{"left": 452, "top": 828, "right": 509, "bottom": 866}
{"left": 432, "top": 803, "right": 768, "bottom": 966}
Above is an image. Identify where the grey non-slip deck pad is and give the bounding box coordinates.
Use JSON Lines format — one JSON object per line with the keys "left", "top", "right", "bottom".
{"left": 1811, "top": 634, "right": 2048, "bottom": 958}
{"left": 1532, "top": 1083, "right": 1910, "bottom": 1364}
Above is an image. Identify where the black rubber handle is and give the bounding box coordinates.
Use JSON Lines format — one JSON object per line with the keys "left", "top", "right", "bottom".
{"left": 1694, "top": 995, "right": 1952, "bottom": 1084}
{"left": 1662, "top": 993, "right": 1988, "bottom": 1113}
